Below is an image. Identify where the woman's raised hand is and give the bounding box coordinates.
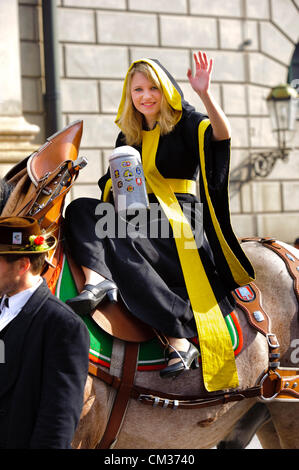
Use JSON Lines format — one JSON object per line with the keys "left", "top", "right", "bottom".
{"left": 187, "top": 51, "right": 213, "bottom": 96}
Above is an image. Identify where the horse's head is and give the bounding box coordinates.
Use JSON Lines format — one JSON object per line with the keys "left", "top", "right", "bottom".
{"left": 0, "top": 178, "right": 13, "bottom": 215}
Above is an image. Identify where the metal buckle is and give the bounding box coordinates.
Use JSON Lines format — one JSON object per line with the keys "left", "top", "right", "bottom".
{"left": 266, "top": 333, "right": 280, "bottom": 349}
{"left": 138, "top": 394, "right": 162, "bottom": 408}
{"left": 138, "top": 394, "right": 154, "bottom": 404}
{"left": 72, "top": 156, "right": 88, "bottom": 170}
{"left": 259, "top": 370, "right": 281, "bottom": 401}
{"left": 173, "top": 400, "right": 179, "bottom": 410}
{"left": 138, "top": 394, "right": 179, "bottom": 410}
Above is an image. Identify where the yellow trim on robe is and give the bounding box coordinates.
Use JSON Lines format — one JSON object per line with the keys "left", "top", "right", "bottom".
{"left": 103, "top": 177, "right": 197, "bottom": 201}
{"left": 198, "top": 120, "right": 255, "bottom": 286}
{"left": 102, "top": 179, "right": 112, "bottom": 202}
{"left": 142, "top": 125, "right": 239, "bottom": 392}
{"left": 146, "top": 178, "right": 197, "bottom": 196}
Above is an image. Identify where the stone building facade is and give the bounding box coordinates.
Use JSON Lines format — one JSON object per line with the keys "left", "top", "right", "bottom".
{"left": 0, "top": 0, "right": 298, "bottom": 242}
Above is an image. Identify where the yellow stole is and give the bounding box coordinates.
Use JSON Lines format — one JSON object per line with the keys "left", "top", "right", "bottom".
{"left": 142, "top": 123, "right": 239, "bottom": 392}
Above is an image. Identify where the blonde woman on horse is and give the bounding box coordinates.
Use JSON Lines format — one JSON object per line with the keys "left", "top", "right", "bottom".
{"left": 65, "top": 51, "right": 254, "bottom": 387}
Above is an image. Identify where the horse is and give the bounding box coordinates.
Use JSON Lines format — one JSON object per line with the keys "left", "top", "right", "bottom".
{"left": 1, "top": 122, "right": 299, "bottom": 449}
{"left": 70, "top": 239, "right": 299, "bottom": 449}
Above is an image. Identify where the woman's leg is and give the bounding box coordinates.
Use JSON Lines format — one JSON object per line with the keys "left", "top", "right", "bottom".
{"left": 82, "top": 266, "right": 106, "bottom": 286}
{"left": 166, "top": 337, "right": 190, "bottom": 365}
{"left": 66, "top": 265, "right": 117, "bottom": 315}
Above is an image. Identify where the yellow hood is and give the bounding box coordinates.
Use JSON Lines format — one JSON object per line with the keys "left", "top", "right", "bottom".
{"left": 115, "top": 58, "right": 183, "bottom": 128}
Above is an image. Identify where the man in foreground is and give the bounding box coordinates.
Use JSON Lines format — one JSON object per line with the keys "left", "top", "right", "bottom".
{"left": 0, "top": 216, "right": 90, "bottom": 449}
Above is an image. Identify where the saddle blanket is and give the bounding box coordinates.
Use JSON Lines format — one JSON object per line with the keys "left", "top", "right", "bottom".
{"left": 55, "top": 254, "right": 243, "bottom": 371}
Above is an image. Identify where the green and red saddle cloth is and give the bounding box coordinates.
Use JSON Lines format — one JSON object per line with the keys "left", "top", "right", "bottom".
{"left": 55, "top": 254, "right": 243, "bottom": 371}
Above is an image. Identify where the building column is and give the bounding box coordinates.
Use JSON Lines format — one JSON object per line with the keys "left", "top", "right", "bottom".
{"left": 0, "top": 0, "right": 39, "bottom": 172}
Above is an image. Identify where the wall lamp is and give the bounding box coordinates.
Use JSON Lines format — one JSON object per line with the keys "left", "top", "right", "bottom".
{"left": 251, "top": 84, "right": 298, "bottom": 177}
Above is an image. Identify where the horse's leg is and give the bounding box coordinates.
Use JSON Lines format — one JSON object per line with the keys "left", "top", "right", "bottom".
{"left": 72, "top": 375, "right": 109, "bottom": 449}
{"left": 262, "top": 403, "right": 299, "bottom": 449}
{"left": 256, "top": 416, "right": 282, "bottom": 449}
{"left": 216, "top": 403, "right": 270, "bottom": 449}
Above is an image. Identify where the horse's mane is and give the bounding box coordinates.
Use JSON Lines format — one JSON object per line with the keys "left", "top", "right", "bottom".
{"left": 0, "top": 178, "right": 13, "bottom": 215}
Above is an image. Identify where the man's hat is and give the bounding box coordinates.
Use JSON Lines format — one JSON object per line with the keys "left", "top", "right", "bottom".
{"left": 0, "top": 216, "right": 57, "bottom": 254}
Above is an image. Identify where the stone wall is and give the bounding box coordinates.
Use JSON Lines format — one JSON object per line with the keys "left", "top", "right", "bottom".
{"left": 4, "top": 0, "right": 299, "bottom": 242}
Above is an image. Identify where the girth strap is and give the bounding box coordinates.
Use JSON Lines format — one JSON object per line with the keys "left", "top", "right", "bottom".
{"left": 95, "top": 341, "right": 139, "bottom": 449}
{"left": 137, "top": 386, "right": 262, "bottom": 409}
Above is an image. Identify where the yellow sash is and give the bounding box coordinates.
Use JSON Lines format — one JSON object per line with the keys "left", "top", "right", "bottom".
{"left": 146, "top": 178, "right": 196, "bottom": 196}
{"left": 197, "top": 121, "right": 253, "bottom": 286}
{"left": 142, "top": 125, "right": 239, "bottom": 392}
{"left": 103, "top": 178, "right": 197, "bottom": 201}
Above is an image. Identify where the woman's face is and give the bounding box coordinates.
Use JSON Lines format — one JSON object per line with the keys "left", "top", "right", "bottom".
{"left": 130, "top": 71, "right": 162, "bottom": 128}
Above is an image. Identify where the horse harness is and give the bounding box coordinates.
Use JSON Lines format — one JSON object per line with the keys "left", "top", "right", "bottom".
{"left": 87, "top": 237, "right": 299, "bottom": 449}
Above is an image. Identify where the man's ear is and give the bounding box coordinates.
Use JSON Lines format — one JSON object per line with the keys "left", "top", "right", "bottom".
{"left": 17, "top": 256, "right": 31, "bottom": 275}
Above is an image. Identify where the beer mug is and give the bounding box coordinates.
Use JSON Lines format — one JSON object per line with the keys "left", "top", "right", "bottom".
{"left": 109, "top": 146, "right": 149, "bottom": 213}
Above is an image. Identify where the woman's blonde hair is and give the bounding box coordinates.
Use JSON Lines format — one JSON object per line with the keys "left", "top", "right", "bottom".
{"left": 117, "top": 62, "right": 181, "bottom": 146}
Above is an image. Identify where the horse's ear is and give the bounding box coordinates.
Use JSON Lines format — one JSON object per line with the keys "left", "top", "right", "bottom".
{"left": 0, "top": 178, "right": 14, "bottom": 215}
{"left": 3, "top": 155, "right": 30, "bottom": 183}
{"left": 27, "top": 120, "right": 83, "bottom": 186}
